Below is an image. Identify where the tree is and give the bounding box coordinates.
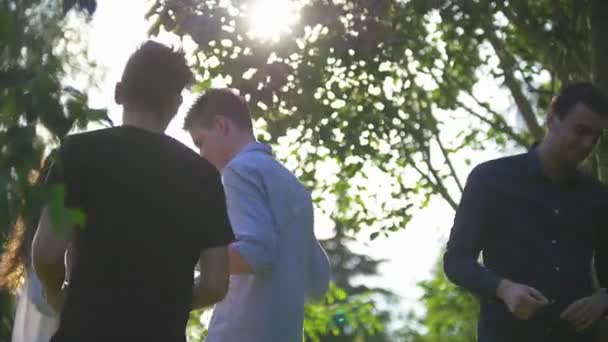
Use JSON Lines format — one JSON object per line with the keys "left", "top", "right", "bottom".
{"left": 316, "top": 219, "right": 396, "bottom": 341}
{"left": 149, "top": 0, "right": 608, "bottom": 225}
{"left": 399, "top": 259, "right": 478, "bottom": 342}
{"left": 149, "top": 0, "right": 608, "bottom": 340}
{"left": 0, "top": 0, "right": 103, "bottom": 338}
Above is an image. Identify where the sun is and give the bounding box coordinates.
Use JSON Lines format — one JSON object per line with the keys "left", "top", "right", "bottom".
{"left": 248, "top": 0, "right": 297, "bottom": 42}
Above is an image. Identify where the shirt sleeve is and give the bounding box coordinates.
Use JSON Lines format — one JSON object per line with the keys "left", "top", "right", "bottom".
{"left": 222, "top": 163, "right": 278, "bottom": 276}
{"left": 306, "top": 239, "right": 331, "bottom": 300}
{"left": 44, "top": 137, "right": 84, "bottom": 209}
{"left": 443, "top": 165, "right": 503, "bottom": 299}
{"left": 201, "top": 165, "right": 235, "bottom": 249}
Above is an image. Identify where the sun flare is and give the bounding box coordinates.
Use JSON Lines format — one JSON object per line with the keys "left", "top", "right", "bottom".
{"left": 248, "top": 0, "right": 297, "bottom": 41}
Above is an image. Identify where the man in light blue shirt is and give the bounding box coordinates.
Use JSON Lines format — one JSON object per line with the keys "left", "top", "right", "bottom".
{"left": 184, "top": 88, "right": 331, "bottom": 342}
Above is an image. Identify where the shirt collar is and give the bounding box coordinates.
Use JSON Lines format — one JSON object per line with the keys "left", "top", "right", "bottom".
{"left": 237, "top": 141, "right": 272, "bottom": 156}
{"left": 526, "top": 142, "right": 583, "bottom": 183}
{"left": 525, "top": 143, "right": 544, "bottom": 176}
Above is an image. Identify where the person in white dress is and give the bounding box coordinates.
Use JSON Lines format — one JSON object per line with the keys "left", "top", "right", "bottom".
{"left": 0, "top": 158, "right": 64, "bottom": 342}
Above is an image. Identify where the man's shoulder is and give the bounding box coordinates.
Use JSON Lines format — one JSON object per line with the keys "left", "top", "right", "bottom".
{"left": 578, "top": 172, "right": 608, "bottom": 200}
{"left": 65, "top": 127, "right": 217, "bottom": 173}
{"left": 63, "top": 127, "right": 116, "bottom": 143}
{"left": 62, "top": 127, "right": 135, "bottom": 150}
{"left": 58, "top": 127, "right": 120, "bottom": 157}
{"left": 71, "top": 127, "right": 115, "bottom": 137}
{"left": 225, "top": 147, "right": 302, "bottom": 189}
{"left": 165, "top": 139, "right": 220, "bottom": 179}
{"left": 470, "top": 153, "right": 527, "bottom": 180}
{"left": 227, "top": 146, "right": 280, "bottom": 174}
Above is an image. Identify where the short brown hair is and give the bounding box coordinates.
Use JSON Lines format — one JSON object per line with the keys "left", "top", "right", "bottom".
{"left": 120, "top": 40, "right": 193, "bottom": 115}
{"left": 184, "top": 88, "right": 253, "bottom": 131}
{"left": 552, "top": 82, "right": 608, "bottom": 119}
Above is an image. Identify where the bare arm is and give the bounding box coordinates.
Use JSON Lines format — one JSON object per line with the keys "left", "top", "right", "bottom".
{"left": 191, "top": 246, "right": 230, "bottom": 310}
{"left": 228, "top": 245, "right": 254, "bottom": 274}
{"left": 32, "top": 207, "right": 72, "bottom": 314}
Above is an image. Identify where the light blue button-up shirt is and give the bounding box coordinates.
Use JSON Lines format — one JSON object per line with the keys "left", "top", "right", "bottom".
{"left": 205, "top": 142, "right": 331, "bottom": 342}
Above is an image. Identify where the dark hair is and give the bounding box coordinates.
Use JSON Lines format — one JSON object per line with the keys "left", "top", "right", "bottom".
{"left": 120, "top": 40, "right": 193, "bottom": 120}
{"left": 552, "top": 82, "right": 608, "bottom": 119}
{"left": 183, "top": 88, "right": 253, "bottom": 131}
{"left": 0, "top": 156, "right": 54, "bottom": 291}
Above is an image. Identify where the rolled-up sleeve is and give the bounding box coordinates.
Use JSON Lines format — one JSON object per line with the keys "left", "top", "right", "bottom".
{"left": 443, "top": 165, "right": 502, "bottom": 299}
{"left": 223, "top": 164, "right": 278, "bottom": 275}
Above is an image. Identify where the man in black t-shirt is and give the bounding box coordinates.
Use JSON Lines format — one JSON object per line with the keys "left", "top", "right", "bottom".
{"left": 31, "top": 41, "right": 235, "bottom": 342}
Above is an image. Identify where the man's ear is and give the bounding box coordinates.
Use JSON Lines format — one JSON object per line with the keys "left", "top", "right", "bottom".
{"left": 114, "top": 82, "right": 123, "bottom": 105}
{"left": 215, "top": 115, "right": 230, "bottom": 136}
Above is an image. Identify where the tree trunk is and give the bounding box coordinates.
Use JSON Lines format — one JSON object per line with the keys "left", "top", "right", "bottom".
{"left": 591, "top": 0, "right": 608, "bottom": 183}
{"left": 590, "top": 1, "right": 608, "bottom": 340}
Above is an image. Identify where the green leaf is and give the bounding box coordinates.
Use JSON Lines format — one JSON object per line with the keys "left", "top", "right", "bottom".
{"left": 47, "top": 185, "right": 86, "bottom": 236}
{"left": 0, "top": 11, "right": 15, "bottom": 44}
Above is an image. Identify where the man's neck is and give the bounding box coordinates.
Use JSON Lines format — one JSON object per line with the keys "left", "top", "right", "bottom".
{"left": 222, "top": 135, "right": 256, "bottom": 170}
{"left": 122, "top": 111, "right": 167, "bottom": 134}
{"left": 536, "top": 140, "right": 572, "bottom": 181}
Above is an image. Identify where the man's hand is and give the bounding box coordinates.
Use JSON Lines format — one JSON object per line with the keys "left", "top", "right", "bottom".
{"left": 496, "top": 279, "right": 550, "bottom": 320}
{"left": 191, "top": 246, "right": 229, "bottom": 310}
{"left": 561, "top": 289, "right": 608, "bottom": 332}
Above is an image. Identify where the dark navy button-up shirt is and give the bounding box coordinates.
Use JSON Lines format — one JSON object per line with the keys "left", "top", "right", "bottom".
{"left": 444, "top": 149, "right": 608, "bottom": 342}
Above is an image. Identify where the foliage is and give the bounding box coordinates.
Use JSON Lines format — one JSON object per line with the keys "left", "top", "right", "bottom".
{"left": 3, "top": 0, "right": 608, "bottom": 339}
{"left": 0, "top": 0, "right": 106, "bottom": 237}
{"left": 186, "top": 309, "right": 209, "bottom": 342}
{"left": 149, "top": 0, "right": 608, "bottom": 340}
{"left": 149, "top": 0, "right": 608, "bottom": 220}
{"left": 0, "top": 0, "right": 102, "bottom": 338}
{"left": 399, "top": 260, "right": 478, "bottom": 342}
{"left": 316, "top": 221, "right": 396, "bottom": 341}
{"left": 185, "top": 283, "right": 384, "bottom": 342}
{"left": 304, "top": 283, "right": 384, "bottom": 342}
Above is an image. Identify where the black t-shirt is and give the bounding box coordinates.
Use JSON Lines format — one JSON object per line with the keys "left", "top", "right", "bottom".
{"left": 47, "top": 126, "right": 234, "bottom": 342}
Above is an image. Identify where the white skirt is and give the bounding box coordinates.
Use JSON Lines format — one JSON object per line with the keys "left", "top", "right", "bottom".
{"left": 11, "top": 270, "right": 59, "bottom": 342}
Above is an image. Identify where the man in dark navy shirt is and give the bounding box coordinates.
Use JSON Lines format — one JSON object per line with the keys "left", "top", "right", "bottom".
{"left": 444, "top": 83, "right": 608, "bottom": 342}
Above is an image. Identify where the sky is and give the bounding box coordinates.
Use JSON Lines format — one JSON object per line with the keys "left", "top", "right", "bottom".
{"left": 77, "top": 0, "right": 518, "bottom": 316}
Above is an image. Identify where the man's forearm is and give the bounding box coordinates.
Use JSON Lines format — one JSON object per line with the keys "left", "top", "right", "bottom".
{"left": 228, "top": 245, "right": 253, "bottom": 274}
{"left": 443, "top": 251, "right": 502, "bottom": 299}
{"left": 191, "top": 277, "right": 227, "bottom": 311}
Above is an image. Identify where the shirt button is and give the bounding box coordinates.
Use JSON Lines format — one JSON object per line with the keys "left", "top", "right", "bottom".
{"left": 551, "top": 240, "right": 557, "bottom": 244}
{"left": 553, "top": 209, "right": 559, "bottom": 215}
{"left": 554, "top": 266, "right": 560, "bottom": 272}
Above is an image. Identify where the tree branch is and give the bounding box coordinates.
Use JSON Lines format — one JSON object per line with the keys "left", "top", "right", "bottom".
{"left": 404, "top": 151, "right": 458, "bottom": 210}
{"left": 473, "top": 7, "right": 544, "bottom": 141}
{"left": 590, "top": 0, "right": 608, "bottom": 183}
{"left": 414, "top": 82, "right": 465, "bottom": 194}
{"left": 425, "top": 70, "right": 530, "bottom": 147}
{"left": 412, "top": 94, "right": 459, "bottom": 209}
{"left": 434, "top": 132, "right": 464, "bottom": 194}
